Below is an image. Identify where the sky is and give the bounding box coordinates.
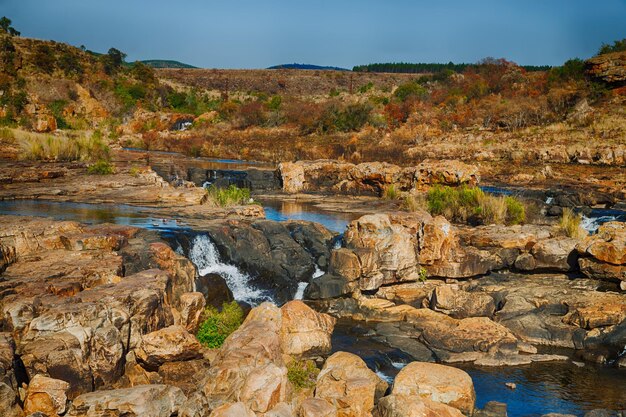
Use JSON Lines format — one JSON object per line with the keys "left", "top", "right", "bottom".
{"left": 1, "top": 0, "right": 625, "bottom": 69}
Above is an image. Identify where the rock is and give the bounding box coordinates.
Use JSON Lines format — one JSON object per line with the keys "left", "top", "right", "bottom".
{"left": 157, "top": 359, "right": 210, "bottom": 396}
{"left": 201, "top": 303, "right": 288, "bottom": 412}
{"left": 391, "top": 362, "right": 475, "bottom": 415}
{"left": 515, "top": 237, "right": 579, "bottom": 272}
{"left": 34, "top": 115, "right": 57, "bottom": 133}
{"left": 576, "top": 222, "right": 626, "bottom": 265}
{"left": 196, "top": 273, "right": 234, "bottom": 309}
{"left": 209, "top": 402, "right": 257, "bottom": 417}
{"left": 315, "top": 351, "right": 388, "bottom": 417}
{"left": 298, "top": 398, "right": 337, "bottom": 417}
{"left": 280, "top": 301, "right": 336, "bottom": 358}
{"left": 0, "top": 382, "right": 23, "bottom": 417}
{"left": 23, "top": 374, "right": 69, "bottom": 416}
{"left": 374, "top": 394, "right": 464, "bottom": 417}
{"left": 305, "top": 274, "right": 356, "bottom": 300}
{"left": 474, "top": 401, "right": 508, "bottom": 417}
{"left": 505, "top": 382, "right": 516, "bottom": 390}
{"left": 0, "top": 242, "right": 16, "bottom": 273}
{"left": 428, "top": 285, "right": 495, "bottom": 318}
{"left": 578, "top": 258, "right": 625, "bottom": 283}
{"left": 66, "top": 384, "right": 186, "bottom": 417}
{"left": 135, "top": 325, "right": 203, "bottom": 369}
{"left": 586, "top": 51, "right": 626, "bottom": 84}
{"left": 178, "top": 292, "right": 206, "bottom": 332}
{"left": 266, "top": 402, "right": 295, "bottom": 417}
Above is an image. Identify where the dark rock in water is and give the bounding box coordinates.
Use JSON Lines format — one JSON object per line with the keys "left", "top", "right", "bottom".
{"left": 305, "top": 274, "right": 356, "bottom": 299}
{"left": 474, "top": 401, "right": 508, "bottom": 417}
{"left": 196, "top": 273, "right": 233, "bottom": 309}
{"left": 285, "top": 220, "right": 337, "bottom": 265}
{"left": 584, "top": 410, "right": 623, "bottom": 417}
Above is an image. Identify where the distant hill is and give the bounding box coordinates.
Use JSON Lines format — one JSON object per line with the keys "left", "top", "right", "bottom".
{"left": 268, "top": 63, "right": 349, "bottom": 71}
{"left": 141, "top": 60, "right": 198, "bottom": 69}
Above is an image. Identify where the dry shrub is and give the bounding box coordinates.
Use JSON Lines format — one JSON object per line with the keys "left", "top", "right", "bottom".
{"left": 559, "top": 208, "right": 586, "bottom": 238}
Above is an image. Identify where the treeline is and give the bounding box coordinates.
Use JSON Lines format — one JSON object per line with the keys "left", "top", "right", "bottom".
{"left": 353, "top": 62, "right": 551, "bottom": 74}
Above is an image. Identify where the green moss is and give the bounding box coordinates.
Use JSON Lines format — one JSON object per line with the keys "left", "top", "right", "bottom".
{"left": 87, "top": 159, "right": 115, "bottom": 175}
{"left": 287, "top": 360, "right": 319, "bottom": 390}
{"left": 196, "top": 301, "right": 244, "bottom": 349}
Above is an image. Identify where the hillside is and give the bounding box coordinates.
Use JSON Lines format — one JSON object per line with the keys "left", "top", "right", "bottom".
{"left": 268, "top": 63, "right": 349, "bottom": 71}
{"left": 141, "top": 59, "right": 197, "bottom": 69}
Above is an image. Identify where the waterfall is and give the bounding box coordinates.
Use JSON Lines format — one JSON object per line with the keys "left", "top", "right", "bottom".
{"left": 188, "top": 234, "right": 273, "bottom": 305}
{"left": 293, "top": 265, "right": 325, "bottom": 300}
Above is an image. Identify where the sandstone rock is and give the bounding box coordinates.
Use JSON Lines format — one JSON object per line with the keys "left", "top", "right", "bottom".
{"left": 305, "top": 274, "right": 356, "bottom": 299}
{"left": 23, "top": 374, "right": 69, "bottom": 417}
{"left": 157, "top": 359, "right": 209, "bottom": 396}
{"left": 578, "top": 257, "right": 625, "bottom": 283}
{"left": 515, "top": 237, "right": 579, "bottom": 272}
{"left": 429, "top": 285, "right": 495, "bottom": 318}
{"left": 196, "top": 273, "right": 234, "bottom": 309}
{"left": 0, "top": 242, "right": 16, "bottom": 273}
{"left": 209, "top": 402, "right": 257, "bottom": 417}
{"left": 586, "top": 51, "right": 626, "bottom": 83}
{"left": 280, "top": 301, "right": 336, "bottom": 358}
{"left": 178, "top": 292, "right": 206, "bottom": 332}
{"left": 240, "top": 363, "right": 290, "bottom": 413}
{"left": 391, "top": 362, "right": 475, "bottom": 414}
{"left": 135, "top": 325, "right": 203, "bottom": 369}
{"left": 315, "top": 351, "right": 388, "bottom": 417}
{"left": 66, "top": 384, "right": 186, "bottom": 417}
{"left": 298, "top": 398, "right": 337, "bottom": 417}
{"left": 0, "top": 382, "right": 23, "bottom": 417}
{"left": 375, "top": 394, "right": 464, "bottom": 417}
{"left": 576, "top": 222, "right": 626, "bottom": 265}
{"left": 34, "top": 115, "right": 57, "bottom": 133}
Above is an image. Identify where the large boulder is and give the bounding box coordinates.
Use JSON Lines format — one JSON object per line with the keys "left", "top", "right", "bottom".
{"left": 375, "top": 394, "right": 464, "bottom": 417}
{"left": 391, "top": 362, "right": 475, "bottom": 415}
{"left": 428, "top": 285, "right": 495, "bottom": 318}
{"left": 586, "top": 51, "right": 626, "bottom": 84}
{"left": 315, "top": 351, "right": 388, "bottom": 417}
{"left": 280, "top": 301, "right": 336, "bottom": 358}
{"left": 576, "top": 222, "right": 626, "bottom": 285}
{"left": 298, "top": 398, "right": 337, "bottom": 417}
{"left": 66, "top": 384, "right": 186, "bottom": 417}
{"left": 23, "top": 374, "right": 70, "bottom": 417}
{"left": 209, "top": 402, "right": 257, "bottom": 417}
{"left": 135, "top": 325, "right": 203, "bottom": 369}
{"left": 514, "top": 237, "right": 579, "bottom": 272}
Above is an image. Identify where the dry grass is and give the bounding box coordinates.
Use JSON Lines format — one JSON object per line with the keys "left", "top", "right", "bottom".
{"left": 18, "top": 132, "right": 110, "bottom": 162}
{"left": 559, "top": 208, "right": 586, "bottom": 238}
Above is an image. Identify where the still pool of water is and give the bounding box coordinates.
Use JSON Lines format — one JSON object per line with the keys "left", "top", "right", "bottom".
{"left": 260, "top": 199, "right": 361, "bottom": 233}
{"left": 332, "top": 321, "right": 626, "bottom": 417}
{"left": 0, "top": 199, "right": 183, "bottom": 231}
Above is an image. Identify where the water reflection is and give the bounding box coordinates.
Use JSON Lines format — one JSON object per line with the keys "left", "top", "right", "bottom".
{"left": 261, "top": 199, "right": 360, "bottom": 233}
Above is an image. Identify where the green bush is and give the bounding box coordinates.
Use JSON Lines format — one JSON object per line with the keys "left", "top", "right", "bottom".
{"left": 393, "top": 82, "right": 427, "bottom": 102}
{"left": 287, "top": 360, "right": 319, "bottom": 390}
{"left": 548, "top": 58, "right": 586, "bottom": 84}
{"left": 426, "top": 185, "right": 525, "bottom": 225}
{"left": 196, "top": 301, "right": 244, "bottom": 349}
{"left": 597, "top": 38, "right": 626, "bottom": 56}
{"left": 383, "top": 183, "right": 399, "bottom": 200}
{"left": 206, "top": 184, "right": 252, "bottom": 207}
{"left": 48, "top": 100, "right": 69, "bottom": 129}
{"left": 87, "top": 159, "right": 115, "bottom": 175}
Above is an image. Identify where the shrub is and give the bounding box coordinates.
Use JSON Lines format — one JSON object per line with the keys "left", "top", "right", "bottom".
{"left": 394, "top": 82, "right": 427, "bottom": 102}
{"left": 57, "top": 51, "right": 84, "bottom": 78}
{"left": 418, "top": 267, "right": 428, "bottom": 282}
{"left": 426, "top": 185, "right": 526, "bottom": 225}
{"left": 206, "top": 184, "right": 252, "bottom": 207}
{"left": 18, "top": 133, "right": 110, "bottom": 162}
{"left": 33, "top": 44, "right": 55, "bottom": 74}
{"left": 48, "top": 100, "right": 69, "bottom": 129}
{"left": 87, "top": 159, "right": 115, "bottom": 175}
{"left": 383, "top": 183, "right": 399, "bottom": 200}
{"left": 287, "top": 360, "right": 319, "bottom": 390}
{"left": 0, "top": 127, "right": 14, "bottom": 142}
{"left": 196, "top": 301, "right": 244, "bottom": 349}
{"left": 597, "top": 38, "right": 626, "bottom": 56}
{"left": 559, "top": 208, "right": 585, "bottom": 238}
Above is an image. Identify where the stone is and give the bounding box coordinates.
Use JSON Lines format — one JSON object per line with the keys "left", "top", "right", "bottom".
{"left": 515, "top": 237, "right": 579, "bottom": 272}
{"left": 178, "top": 292, "right": 206, "bottom": 332}
{"left": 315, "top": 351, "right": 388, "bottom": 417}
{"left": 586, "top": 51, "right": 626, "bottom": 84}
{"left": 391, "top": 362, "right": 475, "bottom": 415}
{"left": 209, "top": 402, "right": 257, "bottom": 417}
{"left": 298, "top": 398, "right": 337, "bottom": 417}
{"left": 240, "top": 363, "right": 290, "bottom": 414}
{"left": 66, "top": 384, "right": 186, "bottom": 417}
{"left": 135, "top": 325, "right": 203, "bottom": 369}
{"left": 280, "top": 301, "right": 336, "bottom": 358}
{"left": 23, "top": 374, "right": 69, "bottom": 417}
{"left": 196, "top": 273, "right": 234, "bottom": 309}
{"left": 428, "top": 285, "right": 495, "bottom": 318}
{"left": 576, "top": 222, "right": 626, "bottom": 265}
{"left": 374, "top": 395, "right": 464, "bottom": 417}
{"left": 0, "top": 382, "right": 23, "bottom": 417}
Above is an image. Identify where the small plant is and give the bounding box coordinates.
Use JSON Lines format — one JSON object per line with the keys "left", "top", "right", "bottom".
{"left": 504, "top": 196, "right": 526, "bottom": 225}
{"left": 402, "top": 194, "right": 426, "bottom": 212}
{"left": 196, "top": 301, "right": 244, "bottom": 349}
{"left": 0, "top": 127, "right": 14, "bottom": 142}
{"left": 87, "top": 159, "right": 115, "bottom": 175}
{"left": 418, "top": 267, "right": 428, "bottom": 282}
{"left": 206, "top": 184, "right": 252, "bottom": 207}
{"left": 287, "top": 359, "right": 319, "bottom": 390}
{"left": 129, "top": 166, "right": 140, "bottom": 177}
{"left": 559, "top": 208, "right": 586, "bottom": 238}
{"left": 383, "top": 183, "right": 399, "bottom": 200}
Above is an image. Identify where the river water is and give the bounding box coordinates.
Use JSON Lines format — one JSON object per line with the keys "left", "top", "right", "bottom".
{"left": 0, "top": 198, "right": 625, "bottom": 416}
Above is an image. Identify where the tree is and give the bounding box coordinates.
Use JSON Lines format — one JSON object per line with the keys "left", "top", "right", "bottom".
{"left": 0, "top": 17, "right": 20, "bottom": 36}
{"left": 33, "top": 44, "right": 55, "bottom": 74}
{"left": 101, "top": 47, "right": 127, "bottom": 75}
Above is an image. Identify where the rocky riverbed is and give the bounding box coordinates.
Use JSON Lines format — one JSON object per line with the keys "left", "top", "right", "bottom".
{"left": 0, "top": 152, "right": 625, "bottom": 416}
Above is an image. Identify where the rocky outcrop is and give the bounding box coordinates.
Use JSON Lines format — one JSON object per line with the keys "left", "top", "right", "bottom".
{"left": 280, "top": 301, "right": 336, "bottom": 358}
{"left": 66, "top": 384, "right": 187, "bottom": 417}
{"left": 23, "top": 374, "right": 70, "bottom": 416}
{"left": 576, "top": 222, "right": 626, "bottom": 286}
{"left": 279, "top": 159, "right": 479, "bottom": 195}
{"left": 315, "top": 351, "right": 388, "bottom": 417}
{"left": 135, "top": 325, "right": 203, "bottom": 369}
{"left": 587, "top": 51, "right": 626, "bottom": 84}
{"left": 391, "top": 362, "right": 475, "bottom": 415}
{"left": 375, "top": 395, "right": 464, "bottom": 417}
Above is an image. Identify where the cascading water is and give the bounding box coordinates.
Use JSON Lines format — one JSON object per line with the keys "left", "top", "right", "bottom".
{"left": 188, "top": 234, "right": 273, "bottom": 305}
{"left": 293, "top": 265, "right": 325, "bottom": 300}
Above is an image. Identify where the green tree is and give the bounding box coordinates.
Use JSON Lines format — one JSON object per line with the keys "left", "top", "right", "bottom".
{"left": 101, "top": 47, "right": 126, "bottom": 75}
{"left": 33, "top": 44, "right": 56, "bottom": 74}
{"left": 597, "top": 38, "right": 626, "bottom": 55}
{"left": 0, "top": 17, "right": 20, "bottom": 36}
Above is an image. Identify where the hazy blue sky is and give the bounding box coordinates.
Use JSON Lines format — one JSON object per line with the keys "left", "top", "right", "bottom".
{"left": 1, "top": 0, "right": 625, "bottom": 68}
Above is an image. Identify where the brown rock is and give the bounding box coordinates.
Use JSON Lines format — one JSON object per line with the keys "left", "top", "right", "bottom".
{"left": 429, "top": 285, "right": 495, "bottom": 318}
{"left": 178, "top": 292, "right": 206, "bottom": 332}
{"left": 23, "top": 374, "right": 70, "bottom": 417}
{"left": 391, "top": 362, "right": 475, "bottom": 414}
{"left": 135, "top": 325, "right": 203, "bottom": 369}
{"left": 586, "top": 51, "right": 626, "bottom": 83}
{"left": 298, "top": 398, "right": 337, "bottom": 417}
{"left": 315, "top": 351, "right": 388, "bottom": 417}
{"left": 375, "top": 394, "right": 464, "bottom": 417}
{"left": 209, "top": 402, "right": 257, "bottom": 417}
{"left": 280, "top": 301, "right": 336, "bottom": 358}
{"left": 576, "top": 222, "right": 626, "bottom": 265}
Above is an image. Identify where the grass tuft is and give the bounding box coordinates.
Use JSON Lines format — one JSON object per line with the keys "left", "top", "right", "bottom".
{"left": 206, "top": 184, "right": 252, "bottom": 207}
{"left": 383, "top": 183, "right": 400, "bottom": 200}
{"left": 559, "top": 208, "right": 586, "bottom": 238}
{"left": 18, "top": 132, "right": 110, "bottom": 162}
{"left": 87, "top": 159, "right": 115, "bottom": 175}
{"left": 196, "top": 301, "right": 244, "bottom": 349}
{"left": 287, "top": 359, "right": 319, "bottom": 390}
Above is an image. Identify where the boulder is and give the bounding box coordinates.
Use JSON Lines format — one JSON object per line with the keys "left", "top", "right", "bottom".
{"left": 315, "top": 351, "right": 388, "bottom": 417}
{"left": 239, "top": 363, "right": 290, "bottom": 414}
{"left": 391, "top": 362, "right": 475, "bottom": 415}
{"left": 586, "top": 51, "right": 626, "bottom": 83}
{"left": 0, "top": 382, "right": 22, "bottom": 417}
{"left": 23, "top": 374, "right": 69, "bottom": 417}
{"left": 374, "top": 394, "right": 464, "bottom": 417}
{"left": 298, "top": 398, "right": 337, "bottom": 417}
{"left": 429, "top": 285, "right": 495, "bottom": 318}
{"left": 209, "top": 402, "right": 257, "bottom": 417}
{"left": 576, "top": 222, "right": 626, "bottom": 265}
{"left": 178, "top": 292, "right": 206, "bottom": 332}
{"left": 196, "top": 273, "right": 234, "bottom": 309}
{"left": 515, "top": 237, "right": 579, "bottom": 272}
{"left": 66, "top": 384, "right": 186, "bottom": 417}
{"left": 280, "top": 301, "right": 336, "bottom": 358}
{"left": 135, "top": 325, "right": 203, "bottom": 369}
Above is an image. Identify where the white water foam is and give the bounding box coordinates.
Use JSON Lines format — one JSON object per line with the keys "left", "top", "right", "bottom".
{"left": 391, "top": 361, "right": 407, "bottom": 370}
{"left": 294, "top": 265, "right": 325, "bottom": 300}
{"left": 581, "top": 215, "right": 618, "bottom": 234}
{"left": 545, "top": 196, "right": 554, "bottom": 204}
{"left": 375, "top": 370, "right": 394, "bottom": 384}
{"left": 188, "top": 234, "right": 272, "bottom": 305}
